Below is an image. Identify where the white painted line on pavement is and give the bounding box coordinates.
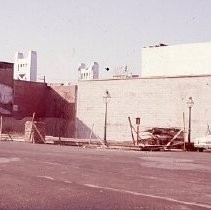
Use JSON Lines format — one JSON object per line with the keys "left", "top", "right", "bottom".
{"left": 0, "top": 157, "right": 20, "bottom": 164}
{"left": 42, "top": 161, "right": 62, "bottom": 166}
{"left": 37, "top": 176, "right": 55, "bottom": 180}
{"left": 64, "top": 180, "right": 72, "bottom": 184}
{"left": 84, "top": 184, "right": 211, "bottom": 209}
{"left": 37, "top": 176, "right": 73, "bottom": 185}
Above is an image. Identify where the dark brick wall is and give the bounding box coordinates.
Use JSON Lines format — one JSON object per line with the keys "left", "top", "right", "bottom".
{"left": 45, "top": 85, "right": 77, "bottom": 119}
{"left": 0, "top": 62, "right": 13, "bottom": 87}
{"left": 13, "top": 80, "right": 47, "bottom": 118}
{"left": 12, "top": 81, "right": 77, "bottom": 137}
{"left": 45, "top": 85, "right": 77, "bottom": 137}
{"left": 0, "top": 62, "right": 13, "bottom": 115}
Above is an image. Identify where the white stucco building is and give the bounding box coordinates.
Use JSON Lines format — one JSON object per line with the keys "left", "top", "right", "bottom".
{"left": 78, "top": 62, "right": 99, "bottom": 80}
{"left": 142, "top": 42, "right": 211, "bottom": 77}
{"left": 14, "top": 51, "right": 37, "bottom": 82}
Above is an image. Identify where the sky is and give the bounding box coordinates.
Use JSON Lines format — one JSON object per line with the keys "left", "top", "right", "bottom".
{"left": 1, "top": 0, "right": 211, "bottom": 83}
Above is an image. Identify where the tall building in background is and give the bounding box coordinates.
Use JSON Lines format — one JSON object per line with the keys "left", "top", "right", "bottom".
{"left": 14, "top": 51, "right": 37, "bottom": 82}
{"left": 78, "top": 62, "right": 99, "bottom": 80}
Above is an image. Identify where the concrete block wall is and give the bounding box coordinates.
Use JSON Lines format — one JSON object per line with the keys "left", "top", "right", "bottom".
{"left": 77, "top": 76, "right": 211, "bottom": 142}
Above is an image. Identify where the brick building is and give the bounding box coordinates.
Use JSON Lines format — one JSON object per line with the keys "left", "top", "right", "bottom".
{"left": 0, "top": 62, "right": 13, "bottom": 115}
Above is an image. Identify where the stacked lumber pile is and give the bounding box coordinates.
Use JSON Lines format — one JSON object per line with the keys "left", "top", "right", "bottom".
{"left": 144, "top": 128, "right": 184, "bottom": 147}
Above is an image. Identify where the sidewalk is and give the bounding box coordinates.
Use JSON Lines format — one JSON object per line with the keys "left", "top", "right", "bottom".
{"left": 0, "top": 133, "right": 143, "bottom": 151}
{"left": 0, "top": 134, "right": 186, "bottom": 152}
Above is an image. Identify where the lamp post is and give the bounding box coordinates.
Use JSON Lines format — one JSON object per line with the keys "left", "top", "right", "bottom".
{"left": 186, "top": 97, "right": 194, "bottom": 144}
{"left": 103, "top": 90, "right": 111, "bottom": 146}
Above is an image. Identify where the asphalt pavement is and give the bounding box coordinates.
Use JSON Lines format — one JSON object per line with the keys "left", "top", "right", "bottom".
{"left": 0, "top": 141, "right": 211, "bottom": 210}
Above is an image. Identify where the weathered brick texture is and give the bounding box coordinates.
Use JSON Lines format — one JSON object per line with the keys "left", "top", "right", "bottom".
{"left": 13, "top": 80, "right": 47, "bottom": 118}
{"left": 0, "top": 62, "right": 13, "bottom": 115}
{"left": 11, "top": 82, "right": 77, "bottom": 137}
{"left": 0, "top": 62, "right": 13, "bottom": 87}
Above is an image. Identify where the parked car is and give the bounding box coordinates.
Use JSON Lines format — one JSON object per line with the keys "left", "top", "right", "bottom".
{"left": 193, "top": 135, "right": 211, "bottom": 152}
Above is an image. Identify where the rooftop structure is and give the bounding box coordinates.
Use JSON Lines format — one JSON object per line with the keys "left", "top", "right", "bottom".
{"left": 142, "top": 42, "right": 211, "bottom": 77}
{"left": 112, "top": 65, "right": 139, "bottom": 79}
{"left": 78, "top": 62, "right": 99, "bottom": 80}
{"left": 14, "top": 51, "right": 37, "bottom": 82}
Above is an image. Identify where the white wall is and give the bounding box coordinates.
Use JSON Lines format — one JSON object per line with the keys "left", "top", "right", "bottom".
{"left": 78, "top": 62, "right": 99, "bottom": 80}
{"left": 142, "top": 42, "right": 211, "bottom": 77}
{"left": 77, "top": 76, "right": 211, "bottom": 142}
{"left": 14, "top": 51, "right": 37, "bottom": 82}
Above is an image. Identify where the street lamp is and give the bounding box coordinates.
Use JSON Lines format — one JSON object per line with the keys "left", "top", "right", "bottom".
{"left": 103, "top": 90, "right": 111, "bottom": 146}
{"left": 186, "top": 97, "right": 194, "bottom": 144}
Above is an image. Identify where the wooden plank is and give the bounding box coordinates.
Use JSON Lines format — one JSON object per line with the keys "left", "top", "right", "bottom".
{"left": 7, "top": 133, "right": 13, "bottom": 141}
{"left": 128, "top": 117, "right": 135, "bottom": 146}
{"left": 183, "top": 112, "right": 186, "bottom": 151}
{"left": 29, "top": 113, "right": 36, "bottom": 142}
{"left": 89, "top": 124, "right": 94, "bottom": 145}
{"left": 165, "top": 129, "right": 183, "bottom": 148}
{"left": 207, "top": 124, "right": 211, "bottom": 135}
{"left": 96, "top": 135, "right": 107, "bottom": 147}
{"left": 32, "top": 123, "right": 45, "bottom": 143}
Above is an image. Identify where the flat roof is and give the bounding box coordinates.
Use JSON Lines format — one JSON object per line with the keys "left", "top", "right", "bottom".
{"left": 78, "top": 74, "right": 211, "bottom": 83}
{"left": 0, "top": 62, "right": 14, "bottom": 68}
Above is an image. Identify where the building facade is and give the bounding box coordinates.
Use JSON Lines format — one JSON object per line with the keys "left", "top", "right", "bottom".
{"left": 0, "top": 62, "right": 13, "bottom": 115}
{"left": 78, "top": 62, "right": 99, "bottom": 80}
{"left": 142, "top": 42, "right": 211, "bottom": 77}
{"left": 14, "top": 51, "right": 37, "bottom": 82}
{"left": 76, "top": 75, "right": 211, "bottom": 142}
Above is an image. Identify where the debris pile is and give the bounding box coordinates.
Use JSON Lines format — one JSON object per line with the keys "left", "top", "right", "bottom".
{"left": 143, "top": 127, "right": 184, "bottom": 148}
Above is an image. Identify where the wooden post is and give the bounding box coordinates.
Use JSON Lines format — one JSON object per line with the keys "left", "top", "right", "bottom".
{"left": 183, "top": 112, "right": 186, "bottom": 151}
{"left": 29, "top": 113, "right": 36, "bottom": 142}
{"left": 0, "top": 116, "right": 2, "bottom": 141}
{"left": 33, "top": 123, "right": 45, "bottom": 143}
{"left": 89, "top": 124, "right": 94, "bottom": 145}
{"left": 128, "top": 117, "right": 135, "bottom": 146}
{"left": 207, "top": 124, "right": 211, "bottom": 135}
{"left": 136, "top": 125, "right": 139, "bottom": 145}
{"left": 96, "top": 135, "right": 108, "bottom": 148}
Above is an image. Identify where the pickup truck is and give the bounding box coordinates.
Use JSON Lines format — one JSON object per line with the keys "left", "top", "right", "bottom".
{"left": 193, "top": 135, "right": 211, "bottom": 152}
